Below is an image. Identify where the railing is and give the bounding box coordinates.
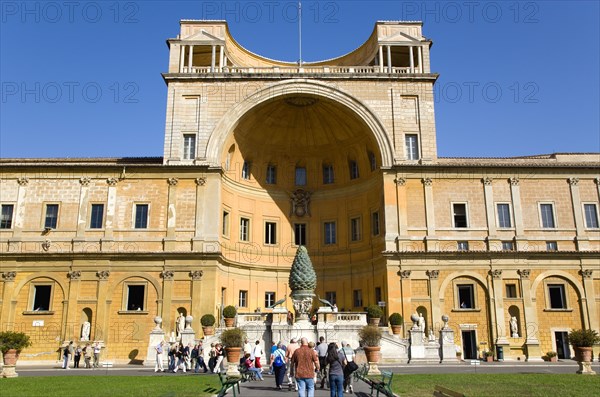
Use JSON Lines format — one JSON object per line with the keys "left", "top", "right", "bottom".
{"left": 181, "top": 65, "right": 415, "bottom": 75}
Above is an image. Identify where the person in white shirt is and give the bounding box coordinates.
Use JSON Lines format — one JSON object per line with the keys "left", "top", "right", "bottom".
{"left": 339, "top": 341, "right": 355, "bottom": 393}
{"left": 252, "top": 340, "right": 264, "bottom": 369}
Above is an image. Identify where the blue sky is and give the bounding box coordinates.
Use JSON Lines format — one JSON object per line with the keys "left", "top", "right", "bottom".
{"left": 1, "top": 1, "right": 599, "bottom": 158}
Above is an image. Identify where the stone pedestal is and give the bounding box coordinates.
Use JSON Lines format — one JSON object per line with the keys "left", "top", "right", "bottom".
{"left": 180, "top": 329, "right": 196, "bottom": 347}
{"left": 525, "top": 338, "right": 544, "bottom": 362}
{"left": 577, "top": 361, "right": 596, "bottom": 375}
{"left": 145, "top": 330, "right": 167, "bottom": 367}
{"left": 409, "top": 328, "right": 425, "bottom": 361}
{"left": 1, "top": 365, "right": 18, "bottom": 378}
{"left": 440, "top": 328, "right": 458, "bottom": 363}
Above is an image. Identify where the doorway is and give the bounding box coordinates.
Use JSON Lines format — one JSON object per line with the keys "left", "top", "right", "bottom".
{"left": 462, "top": 330, "right": 477, "bottom": 359}
{"left": 555, "top": 332, "right": 571, "bottom": 359}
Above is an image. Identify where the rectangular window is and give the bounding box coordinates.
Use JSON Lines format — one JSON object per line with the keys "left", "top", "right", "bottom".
{"left": 295, "top": 167, "right": 306, "bottom": 186}
{"left": 134, "top": 204, "right": 149, "bottom": 229}
{"left": 353, "top": 289, "right": 363, "bottom": 307}
{"left": 497, "top": 203, "right": 512, "bottom": 228}
{"left": 505, "top": 284, "right": 517, "bottom": 298}
{"left": 222, "top": 211, "right": 230, "bottom": 236}
{"left": 265, "top": 221, "right": 277, "bottom": 245}
{"left": 457, "top": 241, "right": 469, "bottom": 251}
{"left": 349, "top": 160, "right": 359, "bottom": 180}
{"left": 540, "top": 203, "right": 556, "bottom": 228}
{"left": 294, "top": 223, "right": 306, "bottom": 246}
{"left": 324, "top": 221, "right": 336, "bottom": 245}
{"left": 548, "top": 284, "right": 566, "bottom": 309}
{"left": 405, "top": 134, "right": 419, "bottom": 160}
{"left": 368, "top": 151, "right": 377, "bottom": 171}
{"left": 32, "top": 285, "right": 52, "bottom": 311}
{"left": 44, "top": 204, "right": 59, "bottom": 229}
{"left": 458, "top": 284, "right": 475, "bottom": 309}
{"left": 0, "top": 204, "right": 14, "bottom": 229}
{"left": 240, "top": 218, "right": 250, "bottom": 242}
{"left": 183, "top": 134, "right": 196, "bottom": 160}
{"left": 325, "top": 291, "right": 336, "bottom": 305}
{"left": 371, "top": 211, "right": 380, "bottom": 236}
{"left": 322, "top": 164, "right": 334, "bottom": 184}
{"left": 584, "top": 204, "right": 599, "bottom": 228}
{"left": 126, "top": 284, "right": 145, "bottom": 311}
{"left": 90, "top": 204, "right": 104, "bottom": 229}
{"left": 453, "top": 203, "right": 468, "bottom": 228}
{"left": 546, "top": 241, "right": 558, "bottom": 251}
{"left": 239, "top": 290, "right": 248, "bottom": 307}
{"left": 242, "top": 161, "right": 251, "bottom": 180}
{"left": 502, "top": 241, "right": 514, "bottom": 251}
{"left": 265, "top": 292, "right": 275, "bottom": 308}
{"left": 350, "top": 217, "right": 361, "bottom": 242}
{"left": 266, "top": 165, "right": 277, "bottom": 184}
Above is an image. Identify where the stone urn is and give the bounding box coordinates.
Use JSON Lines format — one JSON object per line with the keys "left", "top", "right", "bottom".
{"left": 202, "top": 326, "right": 215, "bottom": 336}
{"left": 224, "top": 318, "right": 235, "bottom": 328}
{"left": 364, "top": 346, "right": 381, "bottom": 363}
{"left": 391, "top": 325, "right": 402, "bottom": 335}
{"left": 2, "top": 349, "right": 19, "bottom": 366}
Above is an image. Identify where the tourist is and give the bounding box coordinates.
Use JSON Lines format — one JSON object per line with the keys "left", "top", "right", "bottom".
{"left": 93, "top": 342, "right": 101, "bottom": 368}
{"left": 208, "top": 343, "right": 216, "bottom": 372}
{"left": 268, "top": 341, "right": 277, "bottom": 374}
{"left": 339, "top": 341, "right": 355, "bottom": 393}
{"left": 155, "top": 340, "right": 165, "bottom": 372}
{"left": 173, "top": 342, "right": 186, "bottom": 373}
{"left": 316, "top": 337, "right": 328, "bottom": 389}
{"left": 326, "top": 342, "right": 345, "bottom": 397}
{"left": 195, "top": 340, "right": 208, "bottom": 373}
{"left": 291, "top": 337, "right": 320, "bottom": 397}
{"left": 184, "top": 343, "right": 192, "bottom": 370}
{"left": 213, "top": 343, "right": 224, "bottom": 373}
{"left": 168, "top": 343, "right": 177, "bottom": 372}
{"left": 74, "top": 345, "right": 82, "bottom": 368}
{"left": 242, "top": 353, "right": 264, "bottom": 380}
{"left": 243, "top": 338, "right": 252, "bottom": 356}
{"left": 286, "top": 337, "right": 300, "bottom": 391}
{"left": 253, "top": 340, "right": 264, "bottom": 369}
{"left": 83, "top": 343, "right": 92, "bottom": 368}
{"left": 271, "top": 342, "right": 287, "bottom": 390}
{"left": 62, "top": 341, "right": 74, "bottom": 369}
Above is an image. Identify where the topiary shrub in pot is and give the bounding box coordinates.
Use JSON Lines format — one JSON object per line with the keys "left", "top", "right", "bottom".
{"left": 568, "top": 328, "right": 600, "bottom": 375}
{"left": 389, "top": 313, "right": 403, "bottom": 335}
{"left": 358, "top": 325, "right": 383, "bottom": 375}
{"left": 366, "top": 304, "right": 383, "bottom": 326}
{"left": 220, "top": 327, "right": 246, "bottom": 376}
{"left": 223, "top": 305, "right": 237, "bottom": 328}
{"left": 0, "top": 331, "right": 32, "bottom": 378}
{"left": 201, "top": 314, "right": 216, "bottom": 336}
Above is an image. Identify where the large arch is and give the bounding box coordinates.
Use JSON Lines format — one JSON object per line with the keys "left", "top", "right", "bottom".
{"left": 106, "top": 272, "right": 163, "bottom": 303}
{"left": 204, "top": 79, "right": 395, "bottom": 167}
{"left": 11, "top": 273, "right": 67, "bottom": 301}
{"left": 438, "top": 271, "right": 489, "bottom": 299}
{"left": 530, "top": 270, "right": 585, "bottom": 299}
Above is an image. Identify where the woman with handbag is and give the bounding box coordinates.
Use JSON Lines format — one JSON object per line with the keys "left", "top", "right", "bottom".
{"left": 340, "top": 342, "right": 357, "bottom": 393}
{"left": 326, "top": 342, "right": 345, "bottom": 397}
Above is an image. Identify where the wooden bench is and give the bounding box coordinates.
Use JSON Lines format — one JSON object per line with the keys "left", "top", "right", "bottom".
{"left": 433, "top": 385, "right": 465, "bottom": 397}
{"left": 369, "top": 370, "right": 394, "bottom": 397}
{"left": 217, "top": 372, "right": 242, "bottom": 397}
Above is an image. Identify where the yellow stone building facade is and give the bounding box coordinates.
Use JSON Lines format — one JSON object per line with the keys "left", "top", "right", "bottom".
{"left": 1, "top": 20, "right": 598, "bottom": 363}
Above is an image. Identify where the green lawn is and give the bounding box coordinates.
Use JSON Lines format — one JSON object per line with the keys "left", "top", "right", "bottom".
{"left": 390, "top": 373, "right": 600, "bottom": 397}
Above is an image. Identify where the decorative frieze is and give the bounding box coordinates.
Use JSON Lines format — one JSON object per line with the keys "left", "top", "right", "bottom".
{"left": 41, "top": 239, "right": 51, "bottom": 251}
{"left": 290, "top": 189, "right": 311, "bottom": 217}
{"left": 517, "top": 269, "right": 530, "bottom": 279}
{"left": 97, "top": 270, "right": 110, "bottom": 280}
{"left": 190, "top": 270, "right": 204, "bottom": 280}
{"left": 2, "top": 272, "right": 17, "bottom": 281}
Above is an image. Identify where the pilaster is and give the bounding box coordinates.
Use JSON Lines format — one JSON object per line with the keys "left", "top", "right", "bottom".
{"left": 509, "top": 178, "right": 526, "bottom": 249}
{"left": 160, "top": 270, "right": 175, "bottom": 334}
{"left": 65, "top": 271, "right": 82, "bottom": 340}
{"left": 0, "top": 272, "right": 17, "bottom": 328}
{"left": 580, "top": 269, "right": 597, "bottom": 333}
{"left": 165, "top": 178, "right": 179, "bottom": 249}
{"left": 384, "top": 174, "right": 400, "bottom": 251}
{"left": 104, "top": 178, "right": 118, "bottom": 241}
{"left": 398, "top": 270, "right": 412, "bottom": 327}
{"left": 482, "top": 178, "right": 498, "bottom": 245}
{"left": 489, "top": 269, "right": 509, "bottom": 346}
{"left": 76, "top": 177, "right": 91, "bottom": 237}
{"left": 426, "top": 270, "right": 441, "bottom": 333}
{"left": 190, "top": 270, "right": 204, "bottom": 332}
{"left": 422, "top": 178, "right": 437, "bottom": 250}
{"left": 518, "top": 269, "right": 543, "bottom": 361}
{"left": 95, "top": 270, "right": 110, "bottom": 342}
{"left": 568, "top": 178, "right": 590, "bottom": 250}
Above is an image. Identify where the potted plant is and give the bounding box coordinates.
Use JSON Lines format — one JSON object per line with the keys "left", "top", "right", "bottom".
{"left": 568, "top": 328, "right": 600, "bottom": 374}
{"left": 366, "top": 304, "right": 383, "bottom": 326}
{"left": 545, "top": 351, "right": 558, "bottom": 362}
{"left": 358, "top": 325, "right": 382, "bottom": 363}
{"left": 223, "top": 305, "right": 237, "bottom": 328}
{"left": 0, "top": 331, "right": 32, "bottom": 378}
{"left": 484, "top": 350, "right": 494, "bottom": 362}
{"left": 220, "top": 327, "right": 246, "bottom": 376}
{"left": 389, "top": 313, "right": 403, "bottom": 335}
{"left": 201, "top": 314, "right": 216, "bottom": 336}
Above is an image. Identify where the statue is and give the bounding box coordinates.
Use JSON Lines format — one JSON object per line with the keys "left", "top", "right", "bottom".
{"left": 81, "top": 321, "right": 91, "bottom": 341}
{"left": 510, "top": 316, "right": 519, "bottom": 337}
{"left": 418, "top": 312, "right": 425, "bottom": 333}
{"left": 176, "top": 312, "right": 185, "bottom": 336}
{"left": 428, "top": 329, "right": 436, "bottom": 342}
{"left": 268, "top": 297, "right": 286, "bottom": 309}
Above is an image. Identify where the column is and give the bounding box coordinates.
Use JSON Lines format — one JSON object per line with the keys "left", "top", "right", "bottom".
{"left": 384, "top": 174, "right": 400, "bottom": 251}
{"left": 426, "top": 270, "right": 441, "bottom": 332}
{"left": 179, "top": 45, "right": 185, "bottom": 73}
{"left": 490, "top": 269, "right": 509, "bottom": 346}
{"left": 422, "top": 178, "right": 437, "bottom": 250}
{"left": 395, "top": 177, "right": 408, "bottom": 238}
{"left": 398, "top": 270, "right": 412, "bottom": 330}
{"left": 188, "top": 45, "right": 194, "bottom": 72}
{"left": 65, "top": 271, "right": 82, "bottom": 340}
{"left": 190, "top": 271, "right": 204, "bottom": 332}
{"left": 417, "top": 46, "right": 423, "bottom": 73}
{"left": 10, "top": 178, "right": 29, "bottom": 247}
{"left": 192, "top": 177, "right": 206, "bottom": 251}
{"left": 482, "top": 178, "right": 498, "bottom": 249}
{"left": 568, "top": 178, "right": 589, "bottom": 250}
{"left": 378, "top": 45, "right": 384, "bottom": 72}
{"left": 95, "top": 270, "right": 110, "bottom": 342}
{"left": 387, "top": 45, "right": 392, "bottom": 73}
{"left": 76, "top": 177, "right": 91, "bottom": 238}
{"left": 409, "top": 46, "right": 414, "bottom": 73}
{"left": 0, "top": 272, "right": 17, "bottom": 329}
{"left": 509, "top": 178, "right": 526, "bottom": 249}
{"left": 580, "top": 270, "right": 597, "bottom": 333}
{"left": 104, "top": 178, "right": 118, "bottom": 241}
{"left": 211, "top": 45, "right": 216, "bottom": 73}
{"left": 219, "top": 45, "right": 224, "bottom": 72}
{"left": 160, "top": 270, "right": 175, "bottom": 336}
{"left": 518, "top": 269, "right": 543, "bottom": 361}
{"left": 165, "top": 178, "right": 178, "bottom": 249}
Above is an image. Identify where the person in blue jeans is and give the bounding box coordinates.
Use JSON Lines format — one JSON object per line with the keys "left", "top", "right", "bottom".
{"left": 291, "top": 337, "right": 320, "bottom": 397}
{"left": 326, "top": 342, "right": 345, "bottom": 397}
